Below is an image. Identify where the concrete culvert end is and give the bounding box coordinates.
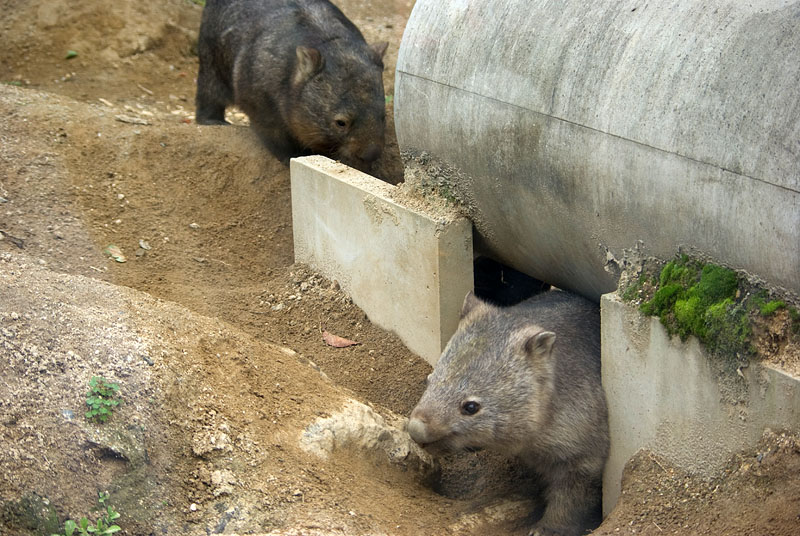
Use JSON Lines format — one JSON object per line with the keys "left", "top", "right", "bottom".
{"left": 395, "top": 0, "right": 800, "bottom": 301}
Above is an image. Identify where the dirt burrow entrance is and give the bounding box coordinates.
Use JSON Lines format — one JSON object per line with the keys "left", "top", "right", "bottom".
{"left": 1, "top": 1, "right": 799, "bottom": 535}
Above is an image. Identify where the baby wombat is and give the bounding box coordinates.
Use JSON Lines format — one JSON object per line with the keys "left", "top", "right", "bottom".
{"left": 196, "top": 0, "right": 388, "bottom": 170}
{"left": 408, "top": 291, "right": 609, "bottom": 536}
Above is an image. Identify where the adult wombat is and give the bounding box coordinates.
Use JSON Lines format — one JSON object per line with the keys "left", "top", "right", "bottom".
{"left": 196, "top": 0, "right": 388, "bottom": 170}
{"left": 407, "top": 291, "right": 609, "bottom": 536}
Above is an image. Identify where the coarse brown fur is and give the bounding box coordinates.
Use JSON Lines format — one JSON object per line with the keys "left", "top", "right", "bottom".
{"left": 196, "top": 0, "right": 387, "bottom": 171}
{"left": 408, "top": 291, "right": 609, "bottom": 536}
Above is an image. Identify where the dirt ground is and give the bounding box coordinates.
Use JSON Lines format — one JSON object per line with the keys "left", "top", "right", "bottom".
{"left": 1, "top": 1, "right": 798, "bottom": 535}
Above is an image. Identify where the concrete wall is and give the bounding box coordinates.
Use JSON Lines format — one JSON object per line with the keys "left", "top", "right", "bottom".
{"left": 290, "top": 156, "right": 473, "bottom": 364}
{"left": 395, "top": 0, "right": 800, "bottom": 301}
{"left": 601, "top": 292, "right": 800, "bottom": 515}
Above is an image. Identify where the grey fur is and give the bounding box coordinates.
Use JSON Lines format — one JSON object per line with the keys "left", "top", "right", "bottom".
{"left": 408, "top": 291, "right": 609, "bottom": 536}
{"left": 196, "top": 0, "right": 387, "bottom": 170}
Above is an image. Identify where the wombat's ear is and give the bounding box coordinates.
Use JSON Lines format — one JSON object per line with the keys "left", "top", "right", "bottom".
{"left": 369, "top": 41, "right": 389, "bottom": 66}
{"left": 523, "top": 330, "right": 556, "bottom": 362}
{"left": 294, "top": 46, "right": 325, "bottom": 86}
{"left": 460, "top": 291, "right": 483, "bottom": 318}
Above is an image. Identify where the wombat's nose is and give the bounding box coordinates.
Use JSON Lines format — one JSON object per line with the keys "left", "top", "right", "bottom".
{"left": 359, "top": 143, "right": 382, "bottom": 162}
{"left": 407, "top": 415, "right": 431, "bottom": 445}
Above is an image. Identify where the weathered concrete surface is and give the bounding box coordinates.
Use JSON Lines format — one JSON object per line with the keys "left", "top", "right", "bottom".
{"left": 290, "top": 156, "right": 473, "bottom": 364}
{"left": 601, "top": 293, "right": 800, "bottom": 515}
{"left": 395, "top": 0, "right": 800, "bottom": 300}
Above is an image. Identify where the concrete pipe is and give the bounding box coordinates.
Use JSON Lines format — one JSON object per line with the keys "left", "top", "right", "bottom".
{"left": 394, "top": 0, "right": 800, "bottom": 301}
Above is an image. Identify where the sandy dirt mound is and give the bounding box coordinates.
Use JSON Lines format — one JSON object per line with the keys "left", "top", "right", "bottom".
{"left": 0, "top": 252, "right": 447, "bottom": 535}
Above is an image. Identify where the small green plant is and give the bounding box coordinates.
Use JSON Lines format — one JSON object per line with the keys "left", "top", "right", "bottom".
{"left": 51, "top": 492, "right": 121, "bottom": 536}
{"left": 85, "top": 377, "right": 122, "bottom": 423}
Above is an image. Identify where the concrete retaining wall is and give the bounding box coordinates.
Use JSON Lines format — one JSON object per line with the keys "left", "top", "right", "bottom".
{"left": 290, "top": 156, "right": 473, "bottom": 364}
{"left": 601, "top": 292, "right": 800, "bottom": 515}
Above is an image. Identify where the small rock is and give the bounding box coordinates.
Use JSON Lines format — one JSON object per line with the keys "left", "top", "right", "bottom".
{"left": 211, "top": 469, "right": 236, "bottom": 496}
{"left": 299, "top": 399, "right": 438, "bottom": 483}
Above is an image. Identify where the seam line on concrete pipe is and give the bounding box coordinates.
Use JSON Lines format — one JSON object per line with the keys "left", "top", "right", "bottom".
{"left": 397, "top": 71, "right": 800, "bottom": 195}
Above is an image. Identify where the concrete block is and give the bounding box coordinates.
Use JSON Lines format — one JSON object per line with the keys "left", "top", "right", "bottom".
{"left": 601, "top": 292, "right": 800, "bottom": 516}
{"left": 290, "top": 155, "right": 473, "bottom": 364}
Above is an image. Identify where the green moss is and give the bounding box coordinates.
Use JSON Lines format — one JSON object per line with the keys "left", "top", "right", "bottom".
{"left": 639, "top": 257, "right": 746, "bottom": 356}
{"left": 658, "top": 258, "right": 695, "bottom": 288}
{"left": 640, "top": 283, "right": 682, "bottom": 317}
{"left": 760, "top": 300, "right": 786, "bottom": 316}
{"left": 632, "top": 254, "right": 799, "bottom": 362}
{"left": 704, "top": 298, "right": 752, "bottom": 355}
{"left": 674, "top": 295, "right": 704, "bottom": 340}
{"left": 693, "top": 264, "right": 738, "bottom": 305}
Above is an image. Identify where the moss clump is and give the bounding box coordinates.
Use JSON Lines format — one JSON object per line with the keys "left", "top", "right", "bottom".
{"left": 640, "top": 283, "right": 682, "bottom": 318}
{"left": 704, "top": 298, "right": 751, "bottom": 357}
{"left": 622, "top": 254, "right": 800, "bottom": 362}
{"left": 760, "top": 300, "right": 786, "bottom": 316}
{"left": 638, "top": 257, "right": 750, "bottom": 357}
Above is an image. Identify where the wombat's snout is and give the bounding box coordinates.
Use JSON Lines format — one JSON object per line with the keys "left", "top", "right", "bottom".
{"left": 358, "top": 142, "right": 382, "bottom": 163}
{"left": 407, "top": 411, "right": 432, "bottom": 446}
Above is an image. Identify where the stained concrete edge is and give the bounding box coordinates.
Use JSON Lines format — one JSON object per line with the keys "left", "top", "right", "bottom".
{"left": 600, "top": 291, "right": 800, "bottom": 516}
{"left": 290, "top": 155, "right": 473, "bottom": 364}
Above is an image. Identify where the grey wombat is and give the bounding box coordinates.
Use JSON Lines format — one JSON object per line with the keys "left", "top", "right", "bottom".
{"left": 407, "top": 291, "right": 609, "bottom": 536}
{"left": 196, "top": 0, "right": 387, "bottom": 171}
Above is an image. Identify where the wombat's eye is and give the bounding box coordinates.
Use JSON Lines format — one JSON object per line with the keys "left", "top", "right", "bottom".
{"left": 461, "top": 401, "right": 481, "bottom": 416}
{"left": 334, "top": 116, "right": 349, "bottom": 129}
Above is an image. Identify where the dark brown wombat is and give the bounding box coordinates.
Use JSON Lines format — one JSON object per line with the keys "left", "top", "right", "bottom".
{"left": 408, "top": 291, "right": 609, "bottom": 536}
{"left": 196, "top": 0, "right": 388, "bottom": 171}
